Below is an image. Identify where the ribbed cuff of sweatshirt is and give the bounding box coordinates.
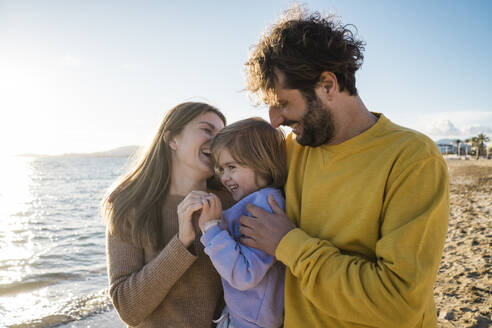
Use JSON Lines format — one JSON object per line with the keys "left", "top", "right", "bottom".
{"left": 200, "top": 225, "right": 222, "bottom": 246}
{"left": 275, "top": 228, "right": 311, "bottom": 267}
{"left": 276, "top": 228, "right": 340, "bottom": 270}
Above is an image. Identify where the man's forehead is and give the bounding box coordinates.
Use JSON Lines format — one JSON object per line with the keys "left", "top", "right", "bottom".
{"left": 262, "top": 91, "right": 280, "bottom": 107}
{"left": 273, "top": 67, "right": 287, "bottom": 86}
{"left": 262, "top": 68, "right": 286, "bottom": 106}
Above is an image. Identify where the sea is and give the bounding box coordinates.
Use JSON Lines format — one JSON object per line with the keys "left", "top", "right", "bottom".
{"left": 0, "top": 156, "right": 131, "bottom": 328}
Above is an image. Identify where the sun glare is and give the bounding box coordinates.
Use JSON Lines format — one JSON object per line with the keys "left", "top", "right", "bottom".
{"left": 0, "top": 157, "right": 36, "bottom": 279}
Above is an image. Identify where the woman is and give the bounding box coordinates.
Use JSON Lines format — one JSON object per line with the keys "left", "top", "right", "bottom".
{"left": 102, "top": 102, "right": 233, "bottom": 327}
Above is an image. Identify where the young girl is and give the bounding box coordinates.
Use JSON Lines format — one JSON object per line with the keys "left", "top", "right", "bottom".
{"left": 197, "top": 117, "right": 287, "bottom": 328}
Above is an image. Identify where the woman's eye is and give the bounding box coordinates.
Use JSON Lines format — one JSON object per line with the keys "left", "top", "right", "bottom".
{"left": 202, "top": 128, "right": 212, "bottom": 134}
{"left": 228, "top": 165, "right": 235, "bottom": 170}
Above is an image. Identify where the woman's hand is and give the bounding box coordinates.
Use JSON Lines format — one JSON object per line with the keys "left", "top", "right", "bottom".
{"left": 198, "top": 193, "right": 222, "bottom": 231}
{"left": 177, "top": 191, "right": 210, "bottom": 247}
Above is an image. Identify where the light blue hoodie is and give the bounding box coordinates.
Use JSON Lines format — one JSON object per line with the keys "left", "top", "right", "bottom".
{"left": 200, "top": 187, "right": 285, "bottom": 328}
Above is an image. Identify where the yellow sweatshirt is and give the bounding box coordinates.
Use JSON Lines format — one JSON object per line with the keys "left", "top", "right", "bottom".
{"left": 276, "top": 114, "right": 449, "bottom": 328}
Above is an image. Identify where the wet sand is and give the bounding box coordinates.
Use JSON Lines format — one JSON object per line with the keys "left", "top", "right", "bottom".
{"left": 436, "top": 158, "right": 492, "bottom": 328}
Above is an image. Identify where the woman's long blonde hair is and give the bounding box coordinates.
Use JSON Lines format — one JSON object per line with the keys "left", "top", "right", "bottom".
{"left": 102, "top": 102, "right": 226, "bottom": 250}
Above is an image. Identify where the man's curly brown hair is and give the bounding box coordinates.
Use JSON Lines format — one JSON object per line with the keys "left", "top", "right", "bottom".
{"left": 245, "top": 6, "right": 366, "bottom": 105}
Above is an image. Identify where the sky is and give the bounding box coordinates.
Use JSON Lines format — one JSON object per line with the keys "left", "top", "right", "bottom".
{"left": 1, "top": 0, "right": 491, "bottom": 156}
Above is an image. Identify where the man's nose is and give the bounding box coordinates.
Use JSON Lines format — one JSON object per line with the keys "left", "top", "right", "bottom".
{"left": 269, "top": 107, "right": 284, "bottom": 128}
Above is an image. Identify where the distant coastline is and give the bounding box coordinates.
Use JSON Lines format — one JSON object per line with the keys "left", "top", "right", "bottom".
{"left": 18, "top": 145, "right": 142, "bottom": 158}
{"left": 16, "top": 137, "right": 490, "bottom": 158}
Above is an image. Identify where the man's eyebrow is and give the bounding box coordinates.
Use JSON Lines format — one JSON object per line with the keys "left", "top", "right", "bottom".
{"left": 199, "top": 121, "right": 219, "bottom": 130}
{"left": 269, "top": 99, "right": 286, "bottom": 108}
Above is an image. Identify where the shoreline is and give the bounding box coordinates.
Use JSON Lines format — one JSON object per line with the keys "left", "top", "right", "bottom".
{"left": 56, "top": 308, "right": 124, "bottom": 328}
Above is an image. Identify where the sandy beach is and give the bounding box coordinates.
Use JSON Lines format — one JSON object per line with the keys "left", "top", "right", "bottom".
{"left": 435, "top": 158, "right": 492, "bottom": 328}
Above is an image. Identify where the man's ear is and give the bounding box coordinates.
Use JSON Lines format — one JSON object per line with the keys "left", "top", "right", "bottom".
{"left": 319, "top": 71, "right": 338, "bottom": 96}
{"left": 164, "top": 131, "right": 177, "bottom": 150}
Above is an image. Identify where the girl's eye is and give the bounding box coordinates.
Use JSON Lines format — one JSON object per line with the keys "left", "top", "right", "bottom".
{"left": 228, "top": 165, "right": 236, "bottom": 170}
{"left": 215, "top": 167, "right": 224, "bottom": 175}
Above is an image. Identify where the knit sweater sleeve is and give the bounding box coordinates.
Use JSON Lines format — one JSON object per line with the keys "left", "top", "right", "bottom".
{"left": 276, "top": 156, "right": 449, "bottom": 327}
{"left": 106, "top": 232, "right": 197, "bottom": 326}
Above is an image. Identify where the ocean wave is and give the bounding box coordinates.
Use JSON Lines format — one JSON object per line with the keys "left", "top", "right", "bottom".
{"left": 8, "top": 210, "right": 35, "bottom": 218}
{"left": 7, "top": 289, "right": 113, "bottom": 328}
{"left": 0, "top": 157, "right": 124, "bottom": 327}
{"left": 0, "top": 272, "right": 79, "bottom": 296}
{"left": 0, "top": 280, "right": 54, "bottom": 297}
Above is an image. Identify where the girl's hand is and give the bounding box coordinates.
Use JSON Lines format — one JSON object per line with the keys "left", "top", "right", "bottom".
{"left": 198, "top": 193, "right": 222, "bottom": 231}
{"left": 177, "top": 190, "right": 209, "bottom": 247}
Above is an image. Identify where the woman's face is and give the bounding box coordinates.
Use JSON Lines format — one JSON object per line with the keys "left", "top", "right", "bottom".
{"left": 170, "top": 111, "right": 225, "bottom": 178}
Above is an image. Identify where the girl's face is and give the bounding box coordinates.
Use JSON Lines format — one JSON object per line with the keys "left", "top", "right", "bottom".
{"left": 170, "top": 112, "right": 225, "bottom": 179}
{"left": 216, "top": 148, "right": 267, "bottom": 201}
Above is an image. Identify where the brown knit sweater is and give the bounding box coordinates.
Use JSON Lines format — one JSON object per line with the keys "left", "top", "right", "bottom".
{"left": 106, "top": 189, "right": 233, "bottom": 328}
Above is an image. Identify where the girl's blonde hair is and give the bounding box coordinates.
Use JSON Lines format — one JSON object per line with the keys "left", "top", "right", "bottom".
{"left": 211, "top": 117, "right": 287, "bottom": 189}
{"left": 102, "top": 102, "right": 226, "bottom": 250}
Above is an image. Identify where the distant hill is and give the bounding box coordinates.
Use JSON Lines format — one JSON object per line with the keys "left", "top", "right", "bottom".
{"left": 19, "top": 145, "right": 142, "bottom": 158}
{"left": 64, "top": 145, "right": 142, "bottom": 158}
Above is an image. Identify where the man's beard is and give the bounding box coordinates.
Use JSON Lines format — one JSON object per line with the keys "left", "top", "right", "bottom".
{"left": 295, "top": 92, "right": 336, "bottom": 147}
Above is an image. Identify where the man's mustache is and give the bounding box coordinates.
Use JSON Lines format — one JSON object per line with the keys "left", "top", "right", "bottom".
{"left": 282, "top": 120, "right": 299, "bottom": 127}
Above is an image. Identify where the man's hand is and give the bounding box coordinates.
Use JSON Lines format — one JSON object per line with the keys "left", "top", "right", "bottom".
{"left": 239, "top": 194, "right": 296, "bottom": 256}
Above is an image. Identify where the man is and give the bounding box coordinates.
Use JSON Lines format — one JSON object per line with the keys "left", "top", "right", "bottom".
{"left": 238, "top": 7, "right": 449, "bottom": 328}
